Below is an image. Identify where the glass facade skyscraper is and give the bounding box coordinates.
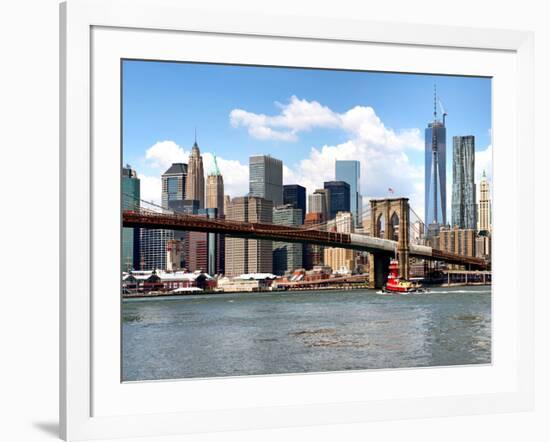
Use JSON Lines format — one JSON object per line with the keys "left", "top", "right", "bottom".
{"left": 451, "top": 135, "right": 476, "bottom": 230}
{"left": 121, "top": 165, "right": 140, "bottom": 271}
{"left": 273, "top": 204, "right": 303, "bottom": 275}
{"left": 324, "top": 181, "right": 350, "bottom": 221}
{"left": 161, "top": 163, "right": 187, "bottom": 209}
{"left": 425, "top": 113, "right": 447, "bottom": 233}
{"left": 249, "top": 155, "right": 283, "bottom": 206}
{"left": 335, "top": 160, "right": 362, "bottom": 227}
{"left": 283, "top": 184, "right": 306, "bottom": 224}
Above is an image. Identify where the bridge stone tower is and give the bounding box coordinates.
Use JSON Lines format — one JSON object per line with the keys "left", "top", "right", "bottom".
{"left": 369, "top": 197, "right": 410, "bottom": 288}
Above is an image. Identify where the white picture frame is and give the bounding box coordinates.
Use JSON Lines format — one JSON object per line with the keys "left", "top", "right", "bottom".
{"left": 60, "top": 0, "right": 534, "bottom": 440}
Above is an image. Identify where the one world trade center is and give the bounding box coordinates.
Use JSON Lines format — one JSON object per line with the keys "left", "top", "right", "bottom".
{"left": 425, "top": 87, "right": 447, "bottom": 238}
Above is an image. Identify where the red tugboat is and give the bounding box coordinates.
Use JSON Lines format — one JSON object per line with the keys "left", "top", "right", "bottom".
{"left": 382, "top": 259, "right": 427, "bottom": 293}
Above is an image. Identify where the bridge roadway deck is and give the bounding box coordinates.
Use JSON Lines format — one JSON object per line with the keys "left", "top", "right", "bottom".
{"left": 122, "top": 210, "right": 487, "bottom": 268}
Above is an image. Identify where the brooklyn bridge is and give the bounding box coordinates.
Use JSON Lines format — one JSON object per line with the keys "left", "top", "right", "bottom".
{"left": 123, "top": 196, "right": 488, "bottom": 288}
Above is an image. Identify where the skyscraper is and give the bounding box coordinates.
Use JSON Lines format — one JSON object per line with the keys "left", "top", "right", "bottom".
{"left": 225, "top": 196, "right": 273, "bottom": 276}
{"left": 323, "top": 181, "right": 350, "bottom": 220}
{"left": 161, "top": 163, "right": 187, "bottom": 209}
{"left": 206, "top": 155, "right": 225, "bottom": 217}
{"left": 335, "top": 160, "right": 362, "bottom": 227}
{"left": 283, "top": 184, "right": 306, "bottom": 224}
{"left": 273, "top": 204, "right": 303, "bottom": 275}
{"left": 451, "top": 135, "right": 476, "bottom": 229}
{"left": 324, "top": 211, "right": 357, "bottom": 274}
{"left": 249, "top": 155, "right": 283, "bottom": 206}
{"left": 185, "top": 141, "right": 205, "bottom": 208}
{"left": 121, "top": 165, "right": 140, "bottom": 271}
{"left": 303, "top": 212, "right": 325, "bottom": 269}
{"left": 308, "top": 188, "right": 331, "bottom": 221}
{"left": 478, "top": 170, "right": 491, "bottom": 233}
{"left": 139, "top": 228, "right": 173, "bottom": 270}
{"left": 425, "top": 87, "right": 447, "bottom": 235}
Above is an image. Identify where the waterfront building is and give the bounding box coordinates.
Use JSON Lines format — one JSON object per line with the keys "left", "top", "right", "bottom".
{"left": 217, "top": 274, "right": 276, "bottom": 292}
{"left": 283, "top": 184, "right": 306, "bottom": 224}
{"left": 161, "top": 163, "right": 187, "bottom": 209}
{"left": 303, "top": 212, "right": 325, "bottom": 269}
{"left": 324, "top": 181, "right": 350, "bottom": 221}
{"left": 478, "top": 170, "right": 492, "bottom": 233}
{"left": 123, "top": 270, "right": 215, "bottom": 293}
{"left": 425, "top": 88, "right": 447, "bottom": 235}
{"left": 452, "top": 136, "right": 477, "bottom": 229}
{"left": 225, "top": 196, "right": 273, "bottom": 276}
{"left": 122, "top": 165, "right": 140, "bottom": 271}
{"left": 436, "top": 226, "right": 476, "bottom": 257}
{"left": 185, "top": 141, "right": 205, "bottom": 208}
{"left": 272, "top": 204, "right": 303, "bottom": 275}
{"left": 335, "top": 160, "right": 362, "bottom": 227}
{"left": 206, "top": 155, "right": 225, "bottom": 217}
{"left": 249, "top": 155, "right": 283, "bottom": 205}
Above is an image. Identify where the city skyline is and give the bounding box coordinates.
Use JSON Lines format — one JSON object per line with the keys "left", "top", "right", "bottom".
{"left": 122, "top": 60, "right": 492, "bottom": 221}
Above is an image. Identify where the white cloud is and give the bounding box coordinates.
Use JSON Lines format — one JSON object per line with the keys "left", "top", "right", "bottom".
{"left": 283, "top": 139, "right": 423, "bottom": 220}
{"left": 145, "top": 140, "right": 189, "bottom": 170}
{"left": 140, "top": 141, "right": 249, "bottom": 202}
{"left": 230, "top": 95, "right": 423, "bottom": 152}
{"left": 475, "top": 144, "right": 492, "bottom": 183}
{"left": 139, "top": 175, "right": 162, "bottom": 206}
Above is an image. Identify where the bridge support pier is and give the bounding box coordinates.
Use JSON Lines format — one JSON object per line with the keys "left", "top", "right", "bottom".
{"left": 368, "top": 253, "right": 391, "bottom": 289}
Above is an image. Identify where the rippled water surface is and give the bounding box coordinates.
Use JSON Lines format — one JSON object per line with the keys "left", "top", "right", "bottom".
{"left": 122, "top": 287, "right": 491, "bottom": 381}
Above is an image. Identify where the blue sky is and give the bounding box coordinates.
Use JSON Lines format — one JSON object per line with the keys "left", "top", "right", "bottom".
{"left": 122, "top": 60, "right": 492, "bottom": 219}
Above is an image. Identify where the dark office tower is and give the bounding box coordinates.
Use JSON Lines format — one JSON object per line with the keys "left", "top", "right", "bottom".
{"left": 161, "top": 163, "right": 187, "bottom": 209}
{"left": 273, "top": 204, "right": 303, "bottom": 275}
{"left": 283, "top": 184, "right": 306, "bottom": 224}
{"left": 200, "top": 208, "right": 224, "bottom": 276}
{"left": 184, "top": 208, "right": 223, "bottom": 275}
{"left": 249, "top": 155, "right": 283, "bottom": 206}
{"left": 335, "top": 160, "right": 362, "bottom": 228}
{"left": 121, "top": 165, "right": 140, "bottom": 271}
{"left": 425, "top": 86, "right": 447, "bottom": 236}
{"left": 452, "top": 136, "right": 476, "bottom": 230}
{"left": 323, "top": 181, "right": 350, "bottom": 220}
{"left": 168, "top": 199, "right": 201, "bottom": 271}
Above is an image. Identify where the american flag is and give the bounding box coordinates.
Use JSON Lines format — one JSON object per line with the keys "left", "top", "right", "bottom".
{"left": 388, "top": 187, "right": 394, "bottom": 194}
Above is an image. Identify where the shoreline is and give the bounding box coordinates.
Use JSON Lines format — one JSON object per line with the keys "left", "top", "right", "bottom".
{"left": 122, "top": 282, "right": 490, "bottom": 299}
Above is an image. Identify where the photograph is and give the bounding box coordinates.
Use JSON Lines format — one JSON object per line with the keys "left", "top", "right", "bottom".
{"left": 120, "top": 60, "right": 492, "bottom": 382}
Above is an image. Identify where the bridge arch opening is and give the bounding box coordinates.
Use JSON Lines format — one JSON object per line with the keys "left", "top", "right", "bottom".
{"left": 390, "top": 212, "right": 400, "bottom": 242}
{"left": 376, "top": 213, "right": 385, "bottom": 238}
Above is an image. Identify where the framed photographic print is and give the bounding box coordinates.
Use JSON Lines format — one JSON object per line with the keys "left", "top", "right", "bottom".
{"left": 60, "top": 0, "right": 534, "bottom": 440}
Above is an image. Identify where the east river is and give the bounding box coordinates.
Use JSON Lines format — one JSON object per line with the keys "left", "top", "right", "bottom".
{"left": 122, "top": 287, "right": 491, "bottom": 381}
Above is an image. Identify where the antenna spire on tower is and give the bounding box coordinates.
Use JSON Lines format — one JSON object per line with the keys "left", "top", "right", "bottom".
{"left": 213, "top": 153, "right": 221, "bottom": 176}
{"left": 433, "top": 84, "right": 437, "bottom": 121}
{"left": 194, "top": 127, "right": 197, "bottom": 145}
